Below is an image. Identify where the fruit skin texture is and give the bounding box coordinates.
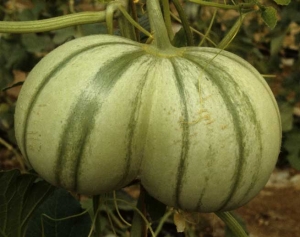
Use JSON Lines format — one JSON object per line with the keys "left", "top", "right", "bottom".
{"left": 15, "top": 35, "right": 281, "bottom": 213}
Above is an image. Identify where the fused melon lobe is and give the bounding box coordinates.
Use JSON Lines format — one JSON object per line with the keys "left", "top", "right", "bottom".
{"left": 15, "top": 35, "right": 281, "bottom": 212}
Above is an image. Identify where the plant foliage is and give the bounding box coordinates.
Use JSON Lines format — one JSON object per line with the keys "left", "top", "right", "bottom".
{"left": 0, "top": 169, "right": 55, "bottom": 237}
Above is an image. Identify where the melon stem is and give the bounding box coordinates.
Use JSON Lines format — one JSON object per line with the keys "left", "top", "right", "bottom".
{"left": 147, "top": 0, "right": 173, "bottom": 50}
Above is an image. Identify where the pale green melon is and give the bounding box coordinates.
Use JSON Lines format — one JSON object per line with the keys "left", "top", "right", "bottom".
{"left": 15, "top": 34, "right": 281, "bottom": 212}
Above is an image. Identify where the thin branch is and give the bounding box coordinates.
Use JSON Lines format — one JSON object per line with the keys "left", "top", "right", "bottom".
{"left": 170, "top": 12, "right": 217, "bottom": 47}
{"left": 172, "top": 0, "right": 194, "bottom": 46}
{"left": 189, "top": 0, "right": 255, "bottom": 10}
{"left": 162, "top": 0, "right": 174, "bottom": 41}
{"left": 0, "top": 137, "right": 26, "bottom": 171}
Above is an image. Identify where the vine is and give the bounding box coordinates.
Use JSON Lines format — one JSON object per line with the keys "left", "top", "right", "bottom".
{"left": 0, "top": 11, "right": 106, "bottom": 33}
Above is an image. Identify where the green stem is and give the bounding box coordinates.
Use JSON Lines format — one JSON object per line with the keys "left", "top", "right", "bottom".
{"left": 118, "top": 6, "right": 137, "bottom": 41}
{"left": 215, "top": 211, "right": 248, "bottom": 237}
{"left": 104, "top": 204, "right": 118, "bottom": 236}
{"left": 113, "top": 191, "right": 131, "bottom": 227}
{"left": 154, "top": 209, "right": 173, "bottom": 236}
{"left": 0, "top": 11, "right": 106, "bottom": 33}
{"left": 106, "top": 3, "right": 117, "bottom": 35}
{"left": 172, "top": 0, "right": 194, "bottom": 46}
{"left": 189, "top": 0, "right": 256, "bottom": 10}
{"left": 0, "top": 137, "right": 26, "bottom": 172}
{"left": 118, "top": 5, "right": 152, "bottom": 39}
{"left": 162, "top": 0, "right": 174, "bottom": 41}
{"left": 105, "top": 208, "right": 128, "bottom": 230}
{"left": 147, "top": 0, "right": 173, "bottom": 49}
{"left": 93, "top": 195, "right": 102, "bottom": 236}
{"left": 129, "top": 0, "right": 140, "bottom": 42}
{"left": 217, "top": 13, "right": 247, "bottom": 49}
{"left": 170, "top": 11, "right": 217, "bottom": 46}
{"left": 106, "top": 0, "right": 132, "bottom": 38}
{"left": 111, "top": 198, "right": 156, "bottom": 237}
{"left": 131, "top": 186, "right": 147, "bottom": 237}
{"left": 199, "top": 9, "right": 217, "bottom": 46}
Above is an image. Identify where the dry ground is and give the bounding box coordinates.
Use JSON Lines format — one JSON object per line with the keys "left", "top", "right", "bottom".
{"left": 235, "top": 168, "right": 300, "bottom": 237}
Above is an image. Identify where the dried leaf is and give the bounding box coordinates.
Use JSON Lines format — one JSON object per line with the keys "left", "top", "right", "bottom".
{"left": 174, "top": 212, "right": 185, "bottom": 233}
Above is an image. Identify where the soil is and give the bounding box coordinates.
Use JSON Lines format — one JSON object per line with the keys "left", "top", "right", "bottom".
{"left": 235, "top": 168, "right": 300, "bottom": 237}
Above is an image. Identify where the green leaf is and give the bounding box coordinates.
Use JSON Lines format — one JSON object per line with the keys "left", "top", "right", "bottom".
{"left": 18, "top": 0, "right": 45, "bottom": 21}
{"left": 80, "top": 23, "right": 108, "bottom": 36}
{"left": 270, "top": 33, "right": 285, "bottom": 56}
{"left": 261, "top": 7, "right": 278, "bottom": 29}
{"left": 0, "top": 39, "right": 28, "bottom": 70}
{"left": 279, "top": 102, "right": 294, "bottom": 132}
{"left": 80, "top": 198, "right": 94, "bottom": 220}
{"left": 273, "top": 0, "right": 291, "bottom": 5}
{"left": 52, "top": 27, "right": 76, "bottom": 45}
{"left": 280, "top": 2, "right": 300, "bottom": 24}
{"left": 25, "top": 188, "right": 92, "bottom": 237}
{"left": 31, "top": 0, "right": 46, "bottom": 19}
{"left": 284, "top": 129, "right": 300, "bottom": 170}
{"left": 172, "top": 27, "right": 188, "bottom": 47}
{"left": 0, "top": 169, "right": 55, "bottom": 237}
{"left": 18, "top": 9, "right": 36, "bottom": 21}
{"left": 21, "top": 34, "right": 52, "bottom": 53}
